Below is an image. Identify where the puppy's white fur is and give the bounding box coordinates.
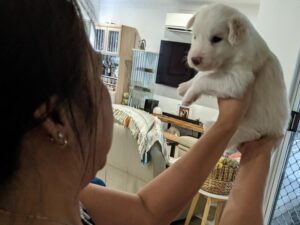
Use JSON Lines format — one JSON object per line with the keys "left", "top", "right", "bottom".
{"left": 178, "top": 4, "right": 289, "bottom": 150}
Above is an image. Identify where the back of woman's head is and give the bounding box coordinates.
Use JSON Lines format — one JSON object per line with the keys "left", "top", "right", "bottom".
{"left": 0, "top": 0, "right": 97, "bottom": 185}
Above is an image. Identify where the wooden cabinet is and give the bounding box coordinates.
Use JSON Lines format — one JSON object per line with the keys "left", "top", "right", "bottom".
{"left": 106, "top": 27, "right": 121, "bottom": 54}
{"left": 93, "top": 23, "right": 139, "bottom": 103}
{"left": 94, "top": 27, "right": 106, "bottom": 52}
{"left": 95, "top": 24, "right": 121, "bottom": 55}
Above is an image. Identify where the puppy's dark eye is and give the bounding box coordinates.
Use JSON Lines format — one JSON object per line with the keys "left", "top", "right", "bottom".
{"left": 193, "top": 35, "right": 197, "bottom": 40}
{"left": 211, "top": 36, "right": 222, "bottom": 44}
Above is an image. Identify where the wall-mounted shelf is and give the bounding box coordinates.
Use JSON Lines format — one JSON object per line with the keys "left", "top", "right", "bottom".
{"left": 132, "top": 85, "right": 151, "bottom": 93}
{"left": 135, "top": 67, "right": 154, "bottom": 73}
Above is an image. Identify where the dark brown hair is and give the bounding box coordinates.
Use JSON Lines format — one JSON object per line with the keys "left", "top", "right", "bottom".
{"left": 0, "top": 0, "right": 98, "bottom": 185}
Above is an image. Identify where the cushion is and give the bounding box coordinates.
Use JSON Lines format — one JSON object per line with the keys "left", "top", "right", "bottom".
{"left": 177, "top": 136, "right": 198, "bottom": 148}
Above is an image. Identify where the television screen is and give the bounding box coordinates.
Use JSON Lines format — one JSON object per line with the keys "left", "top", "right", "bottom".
{"left": 156, "top": 40, "right": 197, "bottom": 87}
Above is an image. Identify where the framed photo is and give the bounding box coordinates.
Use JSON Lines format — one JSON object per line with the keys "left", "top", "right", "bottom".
{"left": 178, "top": 105, "right": 190, "bottom": 119}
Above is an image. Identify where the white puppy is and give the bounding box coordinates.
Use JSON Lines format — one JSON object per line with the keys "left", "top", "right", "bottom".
{"left": 178, "top": 4, "right": 289, "bottom": 150}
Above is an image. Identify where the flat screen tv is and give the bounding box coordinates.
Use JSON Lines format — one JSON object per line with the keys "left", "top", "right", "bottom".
{"left": 156, "top": 40, "right": 197, "bottom": 88}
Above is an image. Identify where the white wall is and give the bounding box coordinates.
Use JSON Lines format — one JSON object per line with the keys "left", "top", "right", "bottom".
{"left": 256, "top": 0, "right": 300, "bottom": 93}
{"left": 92, "top": 0, "right": 259, "bottom": 121}
{"left": 94, "top": 0, "right": 259, "bottom": 52}
{"left": 94, "top": 0, "right": 188, "bottom": 51}
{"left": 153, "top": 93, "right": 219, "bottom": 122}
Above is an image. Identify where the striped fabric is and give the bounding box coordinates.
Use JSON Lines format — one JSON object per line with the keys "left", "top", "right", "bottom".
{"left": 113, "top": 104, "right": 167, "bottom": 164}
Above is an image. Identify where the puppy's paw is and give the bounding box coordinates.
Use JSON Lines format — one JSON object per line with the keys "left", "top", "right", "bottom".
{"left": 182, "top": 97, "right": 197, "bottom": 106}
{"left": 182, "top": 89, "right": 201, "bottom": 106}
{"left": 177, "top": 82, "right": 190, "bottom": 96}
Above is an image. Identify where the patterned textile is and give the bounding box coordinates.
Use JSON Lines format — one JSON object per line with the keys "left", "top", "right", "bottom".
{"left": 113, "top": 104, "right": 167, "bottom": 164}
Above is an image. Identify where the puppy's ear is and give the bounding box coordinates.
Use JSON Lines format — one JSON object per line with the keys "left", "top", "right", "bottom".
{"left": 187, "top": 14, "right": 196, "bottom": 29}
{"left": 228, "top": 16, "right": 246, "bottom": 46}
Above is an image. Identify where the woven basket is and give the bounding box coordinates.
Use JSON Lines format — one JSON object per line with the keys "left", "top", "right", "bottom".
{"left": 202, "top": 158, "right": 239, "bottom": 195}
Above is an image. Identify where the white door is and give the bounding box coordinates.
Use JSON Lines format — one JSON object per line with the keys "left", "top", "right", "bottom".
{"left": 264, "top": 50, "right": 300, "bottom": 225}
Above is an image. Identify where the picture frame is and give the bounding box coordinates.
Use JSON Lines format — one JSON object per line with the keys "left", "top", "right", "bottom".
{"left": 178, "top": 105, "right": 190, "bottom": 119}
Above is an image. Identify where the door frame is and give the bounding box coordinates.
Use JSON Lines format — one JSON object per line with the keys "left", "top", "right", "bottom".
{"left": 264, "top": 49, "right": 300, "bottom": 224}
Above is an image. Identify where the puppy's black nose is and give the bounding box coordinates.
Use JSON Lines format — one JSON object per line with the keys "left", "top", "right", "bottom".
{"left": 191, "top": 57, "right": 202, "bottom": 65}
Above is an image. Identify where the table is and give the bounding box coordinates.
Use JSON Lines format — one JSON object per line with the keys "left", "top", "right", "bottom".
{"left": 163, "top": 132, "right": 180, "bottom": 157}
{"left": 184, "top": 189, "right": 229, "bottom": 225}
{"left": 156, "top": 113, "right": 204, "bottom": 157}
{"left": 163, "top": 131, "right": 180, "bottom": 142}
{"left": 154, "top": 113, "right": 204, "bottom": 135}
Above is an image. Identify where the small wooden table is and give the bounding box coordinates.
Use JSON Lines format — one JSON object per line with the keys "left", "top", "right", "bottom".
{"left": 163, "top": 132, "right": 180, "bottom": 142}
{"left": 155, "top": 113, "right": 204, "bottom": 157}
{"left": 154, "top": 113, "right": 204, "bottom": 135}
{"left": 163, "top": 132, "right": 180, "bottom": 157}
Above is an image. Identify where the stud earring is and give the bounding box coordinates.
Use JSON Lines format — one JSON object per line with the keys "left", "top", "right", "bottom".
{"left": 57, "top": 131, "right": 65, "bottom": 139}
{"left": 57, "top": 131, "right": 68, "bottom": 146}
{"left": 63, "top": 139, "right": 68, "bottom": 145}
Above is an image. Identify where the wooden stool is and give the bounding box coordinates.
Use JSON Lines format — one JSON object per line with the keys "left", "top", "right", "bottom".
{"left": 184, "top": 189, "right": 229, "bottom": 225}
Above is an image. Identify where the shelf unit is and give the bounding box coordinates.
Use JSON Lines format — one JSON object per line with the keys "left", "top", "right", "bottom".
{"left": 93, "top": 23, "right": 139, "bottom": 103}
{"left": 128, "top": 49, "right": 159, "bottom": 108}
{"left": 101, "top": 75, "right": 118, "bottom": 91}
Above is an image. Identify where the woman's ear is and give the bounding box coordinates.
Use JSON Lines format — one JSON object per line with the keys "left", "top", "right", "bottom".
{"left": 33, "top": 96, "right": 69, "bottom": 146}
{"left": 228, "top": 16, "right": 246, "bottom": 46}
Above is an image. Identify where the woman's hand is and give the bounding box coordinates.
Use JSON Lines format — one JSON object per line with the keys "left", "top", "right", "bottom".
{"left": 238, "top": 136, "right": 279, "bottom": 165}
{"left": 219, "top": 136, "right": 278, "bottom": 225}
{"left": 216, "top": 84, "right": 254, "bottom": 131}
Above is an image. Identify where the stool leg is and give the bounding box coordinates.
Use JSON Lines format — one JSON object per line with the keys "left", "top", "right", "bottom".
{"left": 184, "top": 193, "right": 200, "bottom": 225}
{"left": 214, "top": 201, "right": 224, "bottom": 225}
{"left": 200, "top": 197, "right": 211, "bottom": 225}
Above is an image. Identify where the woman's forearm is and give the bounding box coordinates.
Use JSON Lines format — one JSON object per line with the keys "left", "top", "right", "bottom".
{"left": 137, "top": 121, "right": 238, "bottom": 224}
{"left": 220, "top": 151, "right": 272, "bottom": 225}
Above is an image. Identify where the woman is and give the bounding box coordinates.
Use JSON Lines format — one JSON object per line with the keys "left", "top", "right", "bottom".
{"left": 0, "top": 0, "right": 276, "bottom": 225}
